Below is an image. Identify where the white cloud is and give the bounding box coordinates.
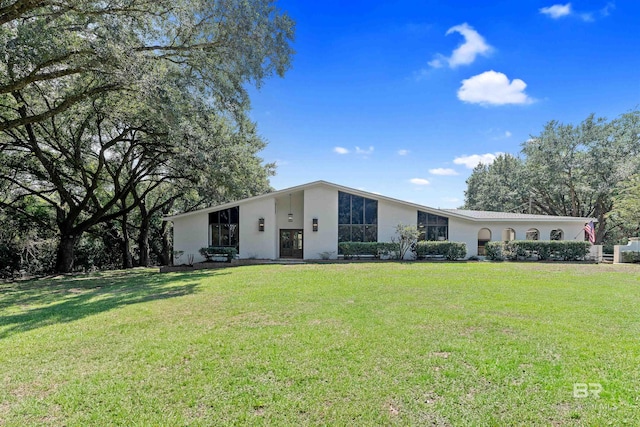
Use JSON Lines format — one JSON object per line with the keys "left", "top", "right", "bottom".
{"left": 541, "top": 3, "right": 612, "bottom": 22}
{"left": 453, "top": 152, "right": 504, "bottom": 169}
{"left": 457, "top": 70, "right": 533, "bottom": 106}
{"left": 431, "top": 23, "right": 492, "bottom": 68}
{"left": 428, "top": 58, "right": 443, "bottom": 68}
{"left": 409, "top": 178, "right": 430, "bottom": 186}
{"left": 429, "top": 168, "right": 459, "bottom": 176}
{"left": 505, "top": 130, "right": 512, "bottom": 138}
{"left": 355, "top": 146, "right": 374, "bottom": 155}
{"left": 397, "top": 149, "right": 409, "bottom": 156}
{"left": 334, "top": 146, "right": 375, "bottom": 156}
{"left": 579, "top": 12, "right": 594, "bottom": 22}
{"left": 539, "top": 3, "right": 572, "bottom": 19}
{"left": 601, "top": 2, "right": 615, "bottom": 17}
{"left": 442, "top": 197, "right": 460, "bottom": 203}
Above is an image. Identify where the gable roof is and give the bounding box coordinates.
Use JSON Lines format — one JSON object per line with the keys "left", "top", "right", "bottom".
{"left": 163, "top": 180, "right": 594, "bottom": 223}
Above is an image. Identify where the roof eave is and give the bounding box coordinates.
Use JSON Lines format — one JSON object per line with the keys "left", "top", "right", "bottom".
{"left": 162, "top": 179, "right": 595, "bottom": 224}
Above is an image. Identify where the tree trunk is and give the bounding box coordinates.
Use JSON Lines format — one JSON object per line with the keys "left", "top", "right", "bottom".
{"left": 138, "top": 217, "right": 150, "bottom": 267}
{"left": 596, "top": 211, "right": 607, "bottom": 245}
{"left": 161, "top": 221, "right": 172, "bottom": 266}
{"left": 55, "top": 233, "right": 79, "bottom": 273}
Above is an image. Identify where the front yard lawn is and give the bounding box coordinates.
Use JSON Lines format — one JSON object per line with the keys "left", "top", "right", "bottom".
{"left": 1, "top": 263, "right": 638, "bottom": 425}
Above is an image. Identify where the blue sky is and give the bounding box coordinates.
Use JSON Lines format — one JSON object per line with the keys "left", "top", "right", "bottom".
{"left": 248, "top": 1, "right": 640, "bottom": 208}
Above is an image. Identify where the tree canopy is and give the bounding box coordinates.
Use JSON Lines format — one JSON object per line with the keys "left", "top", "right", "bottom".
{"left": 0, "top": 0, "right": 295, "bottom": 274}
{"left": 464, "top": 111, "right": 640, "bottom": 245}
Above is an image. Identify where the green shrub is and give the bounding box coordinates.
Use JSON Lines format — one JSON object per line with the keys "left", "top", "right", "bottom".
{"left": 485, "top": 241, "right": 504, "bottom": 261}
{"left": 621, "top": 251, "right": 640, "bottom": 263}
{"left": 549, "top": 241, "right": 591, "bottom": 261}
{"left": 0, "top": 242, "right": 21, "bottom": 279}
{"left": 376, "top": 242, "right": 400, "bottom": 259}
{"left": 75, "top": 236, "right": 120, "bottom": 271}
{"left": 392, "top": 224, "right": 420, "bottom": 260}
{"left": 485, "top": 241, "right": 591, "bottom": 261}
{"left": 503, "top": 240, "right": 551, "bottom": 260}
{"left": 199, "top": 246, "right": 237, "bottom": 263}
{"left": 338, "top": 242, "right": 399, "bottom": 259}
{"left": 414, "top": 241, "right": 467, "bottom": 261}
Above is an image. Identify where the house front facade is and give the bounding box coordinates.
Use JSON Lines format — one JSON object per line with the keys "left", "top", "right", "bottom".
{"left": 164, "top": 180, "right": 593, "bottom": 263}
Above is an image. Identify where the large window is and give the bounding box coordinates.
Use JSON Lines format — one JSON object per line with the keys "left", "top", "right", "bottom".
{"left": 338, "top": 191, "right": 378, "bottom": 243}
{"left": 417, "top": 211, "right": 448, "bottom": 241}
{"left": 209, "top": 207, "right": 239, "bottom": 249}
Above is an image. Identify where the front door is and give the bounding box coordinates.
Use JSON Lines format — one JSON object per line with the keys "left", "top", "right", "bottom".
{"left": 280, "top": 229, "right": 303, "bottom": 258}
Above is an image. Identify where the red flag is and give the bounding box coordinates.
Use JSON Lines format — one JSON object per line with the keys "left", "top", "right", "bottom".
{"left": 584, "top": 221, "right": 596, "bottom": 244}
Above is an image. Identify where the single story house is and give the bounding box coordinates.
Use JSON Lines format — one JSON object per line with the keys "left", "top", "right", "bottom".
{"left": 163, "top": 180, "right": 593, "bottom": 263}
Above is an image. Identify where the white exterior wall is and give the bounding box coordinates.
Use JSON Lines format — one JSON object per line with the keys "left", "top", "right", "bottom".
{"left": 168, "top": 182, "right": 593, "bottom": 263}
{"left": 613, "top": 238, "right": 640, "bottom": 263}
{"left": 447, "top": 217, "right": 481, "bottom": 258}
{"left": 172, "top": 213, "right": 209, "bottom": 264}
{"left": 275, "top": 191, "right": 304, "bottom": 231}
{"left": 378, "top": 200, "right": 416, "bottom": 244}
{"left": 448, "top": 218, "right": 588, "bottom": 257}
{"left": 303, "top": 186, "right": 339, "bottom": 259}
{"left": 239, "top": 197, "right": 276, "bottom": 259}
{"left": 377, "top": 200, "right": 416, "bottom": 259}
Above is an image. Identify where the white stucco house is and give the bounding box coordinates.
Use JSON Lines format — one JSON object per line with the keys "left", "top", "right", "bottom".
{"left": 163, "top": 180, "right": 594, "bottom": 263}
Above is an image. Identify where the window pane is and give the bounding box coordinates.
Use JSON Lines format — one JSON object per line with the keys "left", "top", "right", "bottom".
{"left": 418, "top": 231, "right": 426, "bottom": 241}
{"left": 230, "top": 207, "right": 239, "bottom": 223}
{"left": 220, "top": 209, "right": 229, "bottom": 223}
{"left": 208, "top": 207, "right": 240, "bottom": 248}
{"left": 426, "top": 226, "right": 437, "bottom": 241}
{"left": 209, "top": 211, "right": 219, "bottom": 224}
{"left": 364, "top": 225, "right": 377, "bottom": 242}
{"left": 211, "top": 224, "right": 220, "bottom": 246}
{"left": 351, "top": 196, "right": 363, "bottom": 224}
{"left": 229, "top": 224, "right": 239, "bottom": 246}
{"left": 351, "top": 225, "right": 364, "bottom": 242}
{"left": 417, "top": 211, "right": 427, "bottom": 227}
{"left": 437, "top": 215, "right": 448, "bottom": 226}
{"left": 436, "top": 226, "right": 448, "bottom": 241}
{"left": 338, "top": 192, "right": 351, "bottom": 224}
{"left": 364, "top": 199, "right": 377, "bottom": 224}
{"left": 281, "top": 231, "right": 291, "bottom": 249}
{"left": 338, "top": 225, "right": 351, "bottom": 242}
{"left": 428, "top": 213, "right": 438, "bottom": 225}
{"left": 220, "top": 224, "right": 230, "bottom": 245}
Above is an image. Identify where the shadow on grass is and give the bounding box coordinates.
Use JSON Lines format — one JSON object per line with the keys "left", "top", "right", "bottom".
{"left": 0, "top": 269, "right": 224, "bottom": 339}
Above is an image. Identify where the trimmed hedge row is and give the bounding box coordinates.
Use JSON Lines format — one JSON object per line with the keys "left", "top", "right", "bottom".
{"left": 414, "top": 241, "right": 467, "bottom": 260}
{"left": 199, "top": 246, "right": 238, "bottom": 262}
{"left": 621, "top": 251, "right": 640, "bottom": 263}
{"left": 338, "top": 241, "right": 467, "bottom": 260}
{"left": 338, "top": 242, "right": 399, "bottom": 259}
{"left": 485, "top": 240, "right": 591, "bottom": 261}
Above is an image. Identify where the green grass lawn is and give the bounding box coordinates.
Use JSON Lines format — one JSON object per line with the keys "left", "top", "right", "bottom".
{"left": 1, "top": 263, "right": 639, "bottom": 425}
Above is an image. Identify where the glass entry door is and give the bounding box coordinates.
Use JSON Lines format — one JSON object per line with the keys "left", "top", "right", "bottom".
{"left": 280, "top": 229, "right": 303, "bottom": 258}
